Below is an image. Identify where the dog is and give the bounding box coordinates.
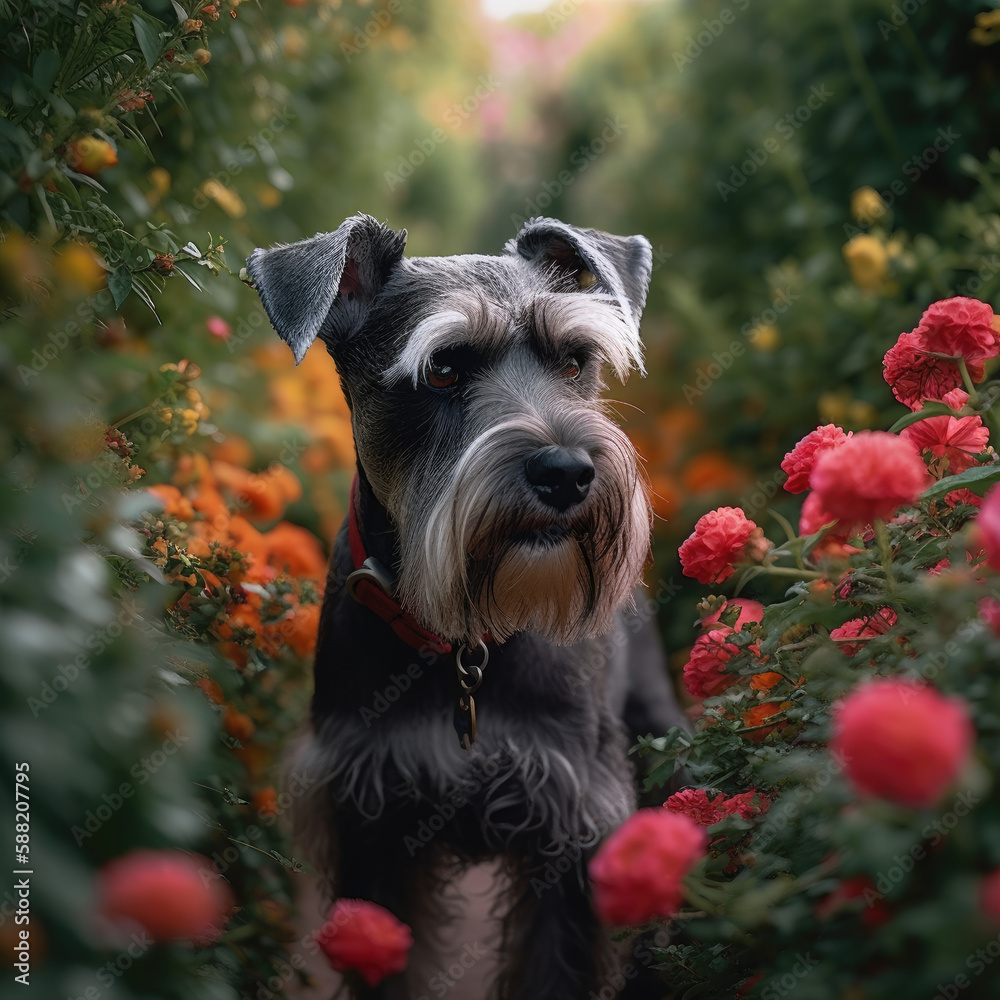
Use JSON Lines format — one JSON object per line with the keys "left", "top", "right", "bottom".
{"left": 247, "top": 215, "right": 686, "bottom": 999}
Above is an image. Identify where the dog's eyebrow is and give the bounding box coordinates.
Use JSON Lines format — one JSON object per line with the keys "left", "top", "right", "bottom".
{"left": 381, "top": 293, "right": 512, "bottom": 386}
{"left": 532, "top": 293, "right": 645, "bottom": 380}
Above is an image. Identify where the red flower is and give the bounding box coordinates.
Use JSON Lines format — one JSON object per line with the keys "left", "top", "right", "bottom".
{"left": 316, "top": 900, "right": 413, "bottom": 987}
{"left": 831, "top": 679, "right": 974, "bottom": 808}
{"left": 683, "top": 628, "right": 742, "bottom": 698}
{"left": 781, "top": 424, "right": 851, "bottom": 493}
{"left": 699, "top": 598, "right": 765, "bottom": 631}
{"left": 945, "top": 488, "right": 983, "bottom": 509}
{"left": 589, "top": 809, "right": 707, "bottom": 925}
{"left": 829, "top": 607, "right": 898, "bottom": 656}
{"left": 883, "top": 332, "right": 984, "bottom": 411}
{"left": 679, "top": 507, "right": 766, "bottom": 584}
{"left": 975, "top": 485, "right": 1000, "bottom": 570}
{"left": 809, "top": 431, "right": 928, "bottom": 525}
{"left": 815, "top": 876, "right": 891, "bottom": 928}
{"left": 900, "top": 414, "right": 989, "bottom": 474}
{"left": 98, "top": 850, "right": 233, "bottom": 943}
{"left": 911, "top": 296, "right": 998, "bottom": 365}
{"left": 798, "top": 490, "right": 862, "bottom": 558}
{"left": 981, "top": 868, "right": 1000, "bottom": 923}
{"left": 664, "top": 788, "right": 767, "bottom": 826}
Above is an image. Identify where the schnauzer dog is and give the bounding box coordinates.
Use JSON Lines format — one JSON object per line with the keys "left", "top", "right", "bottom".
{"left": 247, "top": 215, "right": 685, "bottom": 999}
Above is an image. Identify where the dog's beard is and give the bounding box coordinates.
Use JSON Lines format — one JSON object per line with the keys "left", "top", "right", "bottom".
{"left": 395, "top": 411, "right": 651, "bottom": 645}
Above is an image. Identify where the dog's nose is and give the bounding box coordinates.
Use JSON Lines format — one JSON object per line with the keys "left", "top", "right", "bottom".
{"left": 524, "top": 446, "right": 595, "bottom": 512}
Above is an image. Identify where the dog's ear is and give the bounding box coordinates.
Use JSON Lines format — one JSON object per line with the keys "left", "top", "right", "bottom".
{"left": 507, "top": 218, "right": 652, "bottom": 328}
{"left": 246, "top": 213, "right": 407, "bottom": 364}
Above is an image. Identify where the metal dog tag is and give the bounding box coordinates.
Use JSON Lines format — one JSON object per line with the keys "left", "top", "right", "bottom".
{"left": 454, "top": 694, "right": 477, "bottom": 750}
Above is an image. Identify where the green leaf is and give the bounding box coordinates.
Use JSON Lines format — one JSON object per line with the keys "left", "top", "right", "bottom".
{"left": 109, "top": 266, "right": 132, "bottom": 308}
{"left": 887, "top": 401, "right": 956, "bottom": 433}
{"left": 170, "top": 0, "right": 189, "bottom": 24}
{"left": 32, "top": 51, "right": 60, "bottom": 93}
{"left": 921, "top": 464, "right": 1000, "bottom": 501}
{"left": 132, "top": 14, "right": 163, "bottom": 70}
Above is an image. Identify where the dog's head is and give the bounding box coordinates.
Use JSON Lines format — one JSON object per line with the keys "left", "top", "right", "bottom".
{"left": 248, "top": 214, "right": 653, "bottom": 644}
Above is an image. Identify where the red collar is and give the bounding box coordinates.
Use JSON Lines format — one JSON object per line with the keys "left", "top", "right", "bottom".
{"left": 345, "top": 476, "right": 454, "bottom": 655}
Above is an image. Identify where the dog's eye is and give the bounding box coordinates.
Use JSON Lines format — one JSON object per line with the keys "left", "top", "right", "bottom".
{"left": 559, "top": 356, "right": 582, "bottom": 380}
{"left": 426, "top": 360, "right": 459, "bottom": 389}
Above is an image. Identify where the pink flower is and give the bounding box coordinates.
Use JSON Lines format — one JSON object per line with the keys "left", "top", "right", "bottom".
{"left": 316, "top": 900, "right": 413, "bottom": 987}
{"left": 679, "top": 507, "right": 765, "bottom": 584}
{"left": 664, "top": 788, "right": 767, "bottom": 826}
{"left": 810, "top": 431, "right": 928, "bottom": 525}
{"left": 798, "top": 490, "right": 862, "bottom": 558}
{"left": 883, "top": 332, "right": 984, "bottom": 411}
{"left": 900, "top": 414, "right": 988, "bottom": 474}
{"left": 683, "top": 628, "right": 742, "bottom": 698}
{"left": 975, "top": 485, "right": 1000, "bottom": 570}
{"left": 829, "top": 607, "right": 898, "bottom": 656}
{"left": 781, "top": 425, "right": 851, "bottom": 493}
{"left": 911, "top": 296, "right": 998, "bottom": 365}
{"left": 978, "top": 597, "right": 1000, "bottom": 636}
{"left": 98, "top": 850, "right": 233, "bottom": 943}
{"left": 589, "top": 809, "right": 707, "bottom": 925}
{"left": 206, "top": 316, "right": 232, "bottom": 339}
{"left": 831, "top": 679, "right": 974, "bottom": 808}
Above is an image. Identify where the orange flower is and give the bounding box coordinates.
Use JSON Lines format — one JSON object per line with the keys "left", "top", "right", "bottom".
{"left": 283, "top": 602, "right": 321, "bottom": 657}
{"left": 194, "top": 678, "right": 225, "bottom": 704}
{"left": 741, "top": 701, "right": 793, "bottom": 743}
{"left": 223, "top": 706, "right": 255, "bottom": 743}
{"left": 265, "top": 521, "right": 327, "bottom": 581}
{"left": 252, "top": 787, "right": 279, "bottom": 816}
{"left": 749, "top": 672, "right": 783, "bottom": 692}
{"left": 681, "top": 451, "right": 748, "bottom": 496}
{"left": 65, "top": 136, "right": 118, "bottom": 176}
{"left": 147, "top": 484, "right": 195, "bottom": 521}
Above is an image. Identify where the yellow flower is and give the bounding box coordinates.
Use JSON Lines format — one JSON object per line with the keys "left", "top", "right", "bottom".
{"left": 842, "top": 234, "right": 888, "bottom": 291}
{"left": 179, "top": 409, "right": 201, "bottom": 434}
{"left": 199, "top": 178, "right": 246, "bottom": 218}
{"left": 53, "top": 242, "right": 106, "bottom": 295}
{"left": 975, "top": 9, "right": 1000, "bottom": 28}
{"left": 850, "top": 186, "right": 887, "bottom": 224}
{"left": 749, "top": 324, "right": 779, "bottom": 352}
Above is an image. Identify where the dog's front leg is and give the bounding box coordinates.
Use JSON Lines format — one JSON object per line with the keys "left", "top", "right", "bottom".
{"left": 498, "top": 847, "right": 603, "bottom": 1000}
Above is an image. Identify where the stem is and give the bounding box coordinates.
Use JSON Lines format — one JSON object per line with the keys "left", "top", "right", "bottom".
{"left": 958, "top": 358, "right": 980, "bottom": 405}
{"left": 763, "top": 566, "right": 826, "bottom": 581}
{"left": 875, "top": 519, "right": 895, "bottom": 592}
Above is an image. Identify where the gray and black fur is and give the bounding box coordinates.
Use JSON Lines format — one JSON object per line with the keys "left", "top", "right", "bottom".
{"left": 248, "top": 215, "right": 686, "bottom": 1000}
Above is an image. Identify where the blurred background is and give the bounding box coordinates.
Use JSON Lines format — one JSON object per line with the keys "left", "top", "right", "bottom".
{"left": 1, "top": 0, "right": 999, "bottom": 997}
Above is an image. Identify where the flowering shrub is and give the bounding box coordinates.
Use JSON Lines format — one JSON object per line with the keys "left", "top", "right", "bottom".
{"left": 605, "top": 297, "right": 1000, "bottom": 997}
